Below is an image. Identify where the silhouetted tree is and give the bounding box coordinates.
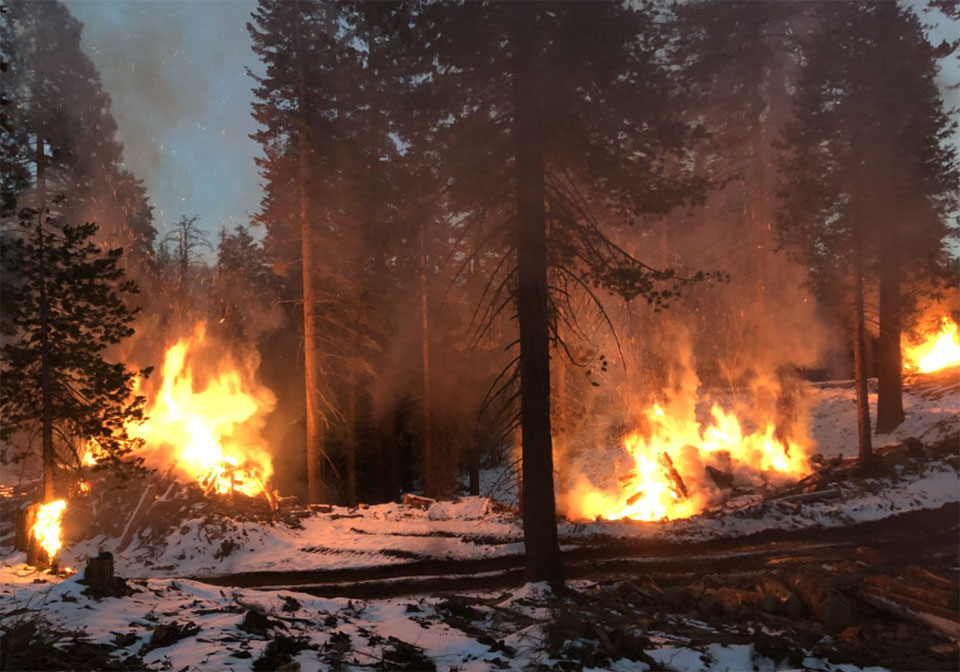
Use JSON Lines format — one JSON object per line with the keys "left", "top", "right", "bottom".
{"left": 1, "top": 211, "right": 149, "bottom": 500}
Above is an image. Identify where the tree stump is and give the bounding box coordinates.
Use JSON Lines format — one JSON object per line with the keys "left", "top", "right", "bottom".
{"left": 15, "top": 503, "right": 42, "bottom": 566}
{"left": 81, "top": 551, "right": 129, "bottom": 598}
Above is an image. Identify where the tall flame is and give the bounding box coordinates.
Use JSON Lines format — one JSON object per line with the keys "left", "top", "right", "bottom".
{"left": 903, "top": 317, "right": 960, "bottom": 374}
{"left": 32, "top": 500, "right": 66, "bottom": 560}
{"left": 130, "top": 323, "right": 275, "bottom": 497}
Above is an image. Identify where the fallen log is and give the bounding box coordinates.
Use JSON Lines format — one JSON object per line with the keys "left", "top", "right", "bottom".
{"left": 858, "top": 589, "right": 960, "bottom": 640}
{"left": 758, "top": 577, "right": 804, "bottom": 618}
{"left": 899, "top": 565, "right": 959, "bottom": 591}
{"left": 859, "top": 585, "right": 959, "bottom": 623}
{"left": 854, "top": 545, "right": 890, "bottom": 567}
{"left": 773, "top": 489, "right": 841, "bottom": 505}
{"left": 862, "top": 575, "right": 958, "bottom": 610}
{"left": 402, "top": 493, "right": 436, "bottom": 510}
{"left": 791, "top": 571, "right": 856, "bottom": 632}
{"left": 116, "top": 481, "right": 162, "bottom": 552}
{"left": 705, "top": 588, "right": 765, "bottom": 617}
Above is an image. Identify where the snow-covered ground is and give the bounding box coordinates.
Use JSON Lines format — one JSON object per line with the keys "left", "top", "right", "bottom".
{"left": 811, "top": 376, "right": 958, "bottom": 457}
{"left": 0, "top": 570, "right": 894, "bottom": 672}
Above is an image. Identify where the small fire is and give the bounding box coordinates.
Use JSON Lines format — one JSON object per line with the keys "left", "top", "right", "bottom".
{"left": 903, "top": 317, "right": 960, "bottom": 373}
{"left": 130, "top": 323, "right": 275, "bottom": 498}
{"left": 32, "top": 500, "right": 66, "bottom": 560}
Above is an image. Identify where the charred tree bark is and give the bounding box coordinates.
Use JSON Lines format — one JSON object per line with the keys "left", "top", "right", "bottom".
{"left": 418, "top": 220, "right": 434, "bottom": 498}
{"left": 876, "top": 250, "right": 904, "bottom": 433}
{"left": 294, "top": 11, "right": 326, "bottom": 504}
{"left": 851, "top": 231, "right": 874, "bottom": 473}
{"left": 36, "top": 135, "right": 55, "bottom": 504}
{"left": 512, "top": 2, "right": 563, "bottom": 590}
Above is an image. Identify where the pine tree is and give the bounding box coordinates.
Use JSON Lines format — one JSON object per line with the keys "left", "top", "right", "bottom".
{"left": 364, "top": 1, "right": 716, "bottom": 588}
{"left": 0, "top": 0, "right": 156, "bottom": 262}
{"left": 1, "top": 210, "right": 149, "bottom": 500}
{"left": 778, "top": 3, "right": 958, "bottom": 465}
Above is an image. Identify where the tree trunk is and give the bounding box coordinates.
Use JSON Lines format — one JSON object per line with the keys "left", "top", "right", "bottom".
{"left": 511, "top": 2, "right": 563, "bottom": 590}
{"left": 875, "top": 250, "right": 904, "bottom": 433}
{"left": 294, "top": 11, "right": 326, "bottom": 504}
{"left": 36, "top": 135, "right": 55, "bottom": 504}
{"left": 418, "top": 221, "right": 434, "bottom": 497}
{"left": 852, "top": 244, "right": 874, "bottom": 473}
{"left": 374, "top": 391, "right": 399, "bottom": 503}
{"left": 345, "top": 371, "right": 357, "bottom": 507}
{"left": 468, "top": 428, "right": 480, "bottom": 496}
{"left": 554, "top": 353, "right": 568, "bottom": 514}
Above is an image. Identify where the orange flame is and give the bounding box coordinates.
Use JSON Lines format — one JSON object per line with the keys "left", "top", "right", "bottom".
{"left": 32, "top": 500, "right": 66, "bottom": 560}
{"left": 567, "top": 400, "right": 810, "bottom": 522}
{"left": 129, "top": 323, "right": 275, "bottom": 498}
{"left": 903, "top": 317, "right": 960, "bottom": 373}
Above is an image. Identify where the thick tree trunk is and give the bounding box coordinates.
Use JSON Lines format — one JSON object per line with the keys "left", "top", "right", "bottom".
{"left": 875, "top": 251, "right": 904, "bottom": 433}
{"left": 374, "top": 391, "right": 399, "bottom": 503}
{"left": 511, "top": 2, "right": 563, "bottom": 590}
{"left": 294, "top": 13, "right": 326, "bottom": 504}
{"left": 345, "top": 372, "right": 357, "bottom": 507}
{"left": 554, "top": 354, "right": 568, "bottom": 514}
{"left": 418, "top": 221, "right": 434, "bottom": 497}
{"left": 36, "top": 136, "right": 55, "bottom": 504}
{"left": 852, "top": 246, "right": 874, "bottom": 473}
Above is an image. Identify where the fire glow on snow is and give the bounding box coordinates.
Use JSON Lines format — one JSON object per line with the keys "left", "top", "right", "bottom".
{"left": 903, "top": 317, "right": 960, "bottom": 374}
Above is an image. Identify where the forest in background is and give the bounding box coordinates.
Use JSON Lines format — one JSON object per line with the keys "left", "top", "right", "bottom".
{"left": 2, "top": 0, "right": 958, "bottom": 586}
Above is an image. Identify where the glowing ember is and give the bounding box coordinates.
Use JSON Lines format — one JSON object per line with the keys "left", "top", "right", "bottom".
{"left": 567, "top": 396, "right": 811, "bottom": 522}
{"left": 129, "top": 323, "right": 275, "bottom": 498}
{"left": 903, "top": 317, "right": 960, "bottom": 373}
{"left": 32, "top": 500, "right": 66, "bottom": 560}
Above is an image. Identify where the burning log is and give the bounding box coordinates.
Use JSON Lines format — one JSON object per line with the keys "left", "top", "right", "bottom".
{"left": 791, "top": 571, "right": 856, "bottom": 632}
{"left": 657, "top": 452, "right": 688, "bottom": 499}
{"left": 705, "top": 466, "right": 733, "bottom": 489}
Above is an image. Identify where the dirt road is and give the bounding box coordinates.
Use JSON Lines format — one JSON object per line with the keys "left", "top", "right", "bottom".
{"left": 192, "top": 502, "right": 959, "bottom": 599}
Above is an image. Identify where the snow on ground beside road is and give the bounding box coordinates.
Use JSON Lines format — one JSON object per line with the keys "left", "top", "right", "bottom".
{"left": 0, "top": 568, "right": 893, "bottom": 672}
{"left": 61, "top": 496, "right": 525, "bottom": 580}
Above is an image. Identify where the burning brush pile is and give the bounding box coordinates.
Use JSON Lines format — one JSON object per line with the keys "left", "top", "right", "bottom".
{"left": 564, "top": 345, "right": 814, "bottom": 524}
{"left": 10, "top": 322, "right": 285, "bottom": 570}
{"left": 82, "top": 323, "right": 278, "bottom": 505}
